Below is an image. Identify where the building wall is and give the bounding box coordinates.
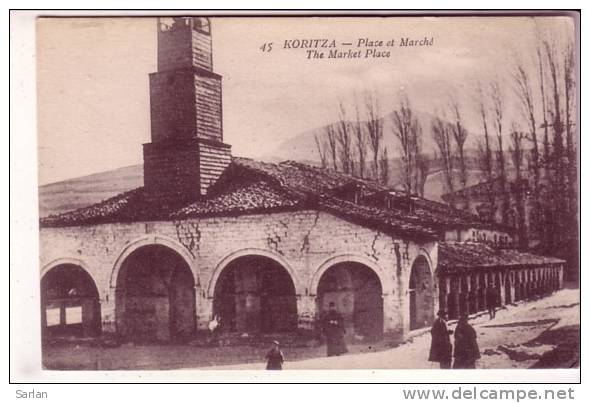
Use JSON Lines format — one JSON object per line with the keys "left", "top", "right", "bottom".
{"left": 445, "top": 227, "right": 513, "bottom": 246}
{"left": 39, "top": 210, "right": 438, "bottom": 341}
{"left": 451, "top": 196, "right": 538, "bottom": 248}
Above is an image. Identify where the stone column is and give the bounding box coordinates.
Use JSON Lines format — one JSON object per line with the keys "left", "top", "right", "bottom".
{"left": 496, "top": 272, "right": 506, "bottom": 306}
{"left": 522, "top": 270, "right": 529, "bottom": 300}
{"left": 100, "top": 288, "right": 117, "bottom": 335}
{"left": 382, "top": 293, "right": 403, "bottom": 342}
{"left": 558, "top": 265, "right": 564, "bottom": 289}
{"left": 473, "top": 274, "right": 480, "bottom": 312}
{"left": 454, "top": 276, "right": 462, "bottom": 319}
{"left": 195, "top": 286, "right": 212, "bottom": 331}
{"left": 438, "top": 276, "right": 449, "bottom": 314}
{"left": 507, "top": 271, "right": 515, "bottom": 304}
{"left": 465, "top": 274, "right": 473, "bottom": 314}
{"left": 297, "top": 295, "right": 317, "bottom": 332}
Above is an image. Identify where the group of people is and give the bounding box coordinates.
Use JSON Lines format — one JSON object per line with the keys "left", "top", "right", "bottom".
{"left": 428, "top": 310, "right": 481, "bottom": 369}
{"left": 213, "top": 303, "right": 481, "bottom": 370}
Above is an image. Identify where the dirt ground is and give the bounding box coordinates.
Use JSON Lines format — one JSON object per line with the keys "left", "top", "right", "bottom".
{"left": 42, "top": 288, "right": 579, "bottom": 370}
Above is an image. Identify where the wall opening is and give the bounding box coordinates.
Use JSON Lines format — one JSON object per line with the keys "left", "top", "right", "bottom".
{"left": 317, "top": 262, "right": 383, "bottom": 341}
{"left": 41, "top": 264, "right": 101, "bottom": 339}
{"left": 409, "top": 256, "right": 434, "bottom": 330}
{"left": 213, "top": 255, "right": 298, "bottom": 334}
{"left": 115, "top": 245, "right": 196, "bottom": 343}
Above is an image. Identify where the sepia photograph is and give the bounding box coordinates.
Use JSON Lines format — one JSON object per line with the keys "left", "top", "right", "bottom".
{"left": 25, "top": 11, "right": 580, "bottom": 376}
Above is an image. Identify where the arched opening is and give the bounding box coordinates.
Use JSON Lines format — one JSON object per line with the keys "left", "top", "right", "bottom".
{"left": 317, "top": 262, "right": 383, "bottom": 341}
{"left": 115, "top": 245, "right": 196, "bottom": 343}
{"left": 409, "top": 256, "right": 434, "bottom": 330}
{"left": 41, "top": 264, "right": 101, "bottom": 339}
{"left": 213, "top": 255, "right": 298, "bottom": 334}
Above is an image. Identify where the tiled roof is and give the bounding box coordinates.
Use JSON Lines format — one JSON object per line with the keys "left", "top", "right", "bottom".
{"left": 438, "top": 242, "right": 565, "bottom": 274}
{"left": 40, "top": 157, "right": 508, "bottom": 240}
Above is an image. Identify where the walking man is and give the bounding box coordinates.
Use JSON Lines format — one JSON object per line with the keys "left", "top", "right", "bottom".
{"left": 265, "top": 340, "right": 285, "bottom": 370}
{"left": 453, "top": 314, "right": 481, "bottom": 369}
{"left": 428, "top": 310, "right": 453, "bottom": 369}
{"left": 487, "top": 287, "right": 497, "bottom": 319}
{"left": 322, "top": 302, "right": 348, "bottom": 357}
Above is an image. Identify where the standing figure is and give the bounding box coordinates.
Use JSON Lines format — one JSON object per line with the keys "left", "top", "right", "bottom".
{"left": 208, "top": 314, "right": 222, "bottom": 346}
{"left": 322, "top": 302, "right": 348, "bottom": 357}
{"left": 265, "top": 340, "right": 285, "bottom": 370}
{"left": 486, "top": 287, "right": 497, "bottom": 319}
{"left": 428, "top": 310, "right": 453, "bottom": 369}
{"left": 453, "top": 314, "right": 481, "bottom": 369}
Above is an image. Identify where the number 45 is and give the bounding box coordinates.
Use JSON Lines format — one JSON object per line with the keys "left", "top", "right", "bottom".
{"left": 260, "top": 42, "right": 273, "bottom": 52}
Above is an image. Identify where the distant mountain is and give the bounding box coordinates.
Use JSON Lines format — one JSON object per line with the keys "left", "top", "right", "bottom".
{"left": 39, "top": 108, "right": 509, "bottom": 217}
{"left": 39, "top": 164, "right": 143, "bottom": 217}
{"left": 260, "top": 110, "right": 481, "bottom": 164}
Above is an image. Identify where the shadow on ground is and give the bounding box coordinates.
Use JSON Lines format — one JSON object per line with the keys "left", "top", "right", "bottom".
{"left": 530, "top": 325, "right": 580, "bottom": 368}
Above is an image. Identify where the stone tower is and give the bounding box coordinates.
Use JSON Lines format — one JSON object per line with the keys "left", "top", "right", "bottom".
{"left": 143, "top": 17, "right": 231, "bottom": 202}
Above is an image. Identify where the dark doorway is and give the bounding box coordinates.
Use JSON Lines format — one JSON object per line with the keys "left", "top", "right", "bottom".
{"left": 116, "top": 245, "right": 196, "bottom": 342}
{"left": 41, "top": 264, "right": 101, "bottom": 339}
{"left": 317, "top": 262, "right": 383, "bottom": 341}
{"left": 213, "top": 255, "right": 298, "bottom": 334}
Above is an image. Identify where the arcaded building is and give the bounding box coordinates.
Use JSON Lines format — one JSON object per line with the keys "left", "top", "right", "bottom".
{"left": 39, "top": 17, "right": 564, "bottom": 344}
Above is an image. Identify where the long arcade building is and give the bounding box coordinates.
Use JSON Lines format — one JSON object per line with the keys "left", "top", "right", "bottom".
{"left": 39, "top": 17, "right": 564, "bottom": 343}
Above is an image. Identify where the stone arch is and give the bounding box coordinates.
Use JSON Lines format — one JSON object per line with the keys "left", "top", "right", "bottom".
{"left": 409, "top": 255, "right": 434, "bottom": 330}
{"left": 309, "top": 254, "right": 390, "bottom": 296}
{"left": 41, "top": 261, "right": 101, "bottom": 338}
{"left": 417, "top": 249, "right": 435, "bottom": 276}
{"left": 110, "top": 235, "right": 198, "bottom": 290}
{"left": 313, "top": 255, "right": 386, "bottom": 340}
{"left": 210, "top": 250, "right": 299, "bottom": 333}
{"left": 41, "top": 257, "right": 94, "bottom": 283}
{"left": 114, "top": 242, "right": 197, "bottom": 342}
{"left": 207, "top": 248, "right": 301, "bottom": 298}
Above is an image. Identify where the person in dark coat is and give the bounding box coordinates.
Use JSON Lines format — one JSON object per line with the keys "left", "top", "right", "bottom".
{"left": 428, "top": 310, "right": 453, "bottom": 368}
{"left": 322, "top": 302, "right": 348, "bottom": 357}
{"left": 265, "top": 340, "right": 284, "bottom": 370}
{"left": 453, "top": 314, "right": 481, "bottom": 369}
{"left": 487, "top": 287, "right": 497, "bottom": 319}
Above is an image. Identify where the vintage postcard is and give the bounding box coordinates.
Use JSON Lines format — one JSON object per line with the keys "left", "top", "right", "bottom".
{"left": 30, "top": 12, "right": 579, "bottom": 376}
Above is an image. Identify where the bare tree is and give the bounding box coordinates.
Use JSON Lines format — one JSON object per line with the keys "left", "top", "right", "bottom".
{"left": 490, "top": 79, "right": 510, "bottom": 224}
{"left": 314, "top": 133, "right": 328, "bottom": 168}
{"left": 353, "top": 101, "right": 368, "bottom": 178}
{"left": 544, "top": 39, "right": 566, "bottom": 248}
{"left": 449, "top": 98, "right": 469, "bottom": 191}
{"left": 537, "top": 45, "right": 551, "bottom": 179}
{"left": 392, "top": 94, "right": 423, "bottom": 194}
{"left": 432, "top": 116, "right": 455, "bottom": 197}
{"left": 325, "top": 124, "right": 338, "bottom": 170}
{"left": 514, "top": 61, "right": 540, "bottom": 191}
{"left": 475, "top": 82, "right": 496, "bottom": 217}
{"left": 510, "top": 128, "right": 528, "bottom": 248}
{"left": 379, "top": 147, "right": 390, "bottom": 185}
{"left": 415, "top": 152, "right": 430, "bottom": 197}
{"left": 365, "top": 92, "right": 383, "bottom": 182}
{"left": 563, "top": 39, "right": 576, "bottom": 218}
{"left": 336, "top": 102, "right": 354, "bottom": 175}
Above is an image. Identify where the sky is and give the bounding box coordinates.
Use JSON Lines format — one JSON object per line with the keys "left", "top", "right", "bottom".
{"left": 36, "top": 16, "right": 575, "bottom": 185}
